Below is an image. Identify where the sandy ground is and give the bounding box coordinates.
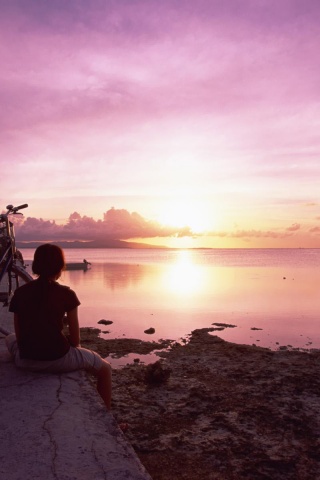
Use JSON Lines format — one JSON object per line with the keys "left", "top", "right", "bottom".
{"left": 80, "top": 327, "right": 320, "bottom": 480}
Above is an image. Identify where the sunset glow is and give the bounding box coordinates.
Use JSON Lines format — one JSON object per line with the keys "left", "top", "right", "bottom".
{"left": 164, "top": 251, "right": 206, "bottom": 296}
{"left": 1, "top": 1, "right": 320, "bottom": 248}
{"left": 157, "top": 198, "right": 213, "bottom": 234}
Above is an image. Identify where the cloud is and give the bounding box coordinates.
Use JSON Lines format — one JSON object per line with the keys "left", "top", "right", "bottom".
{"left": 310, "top": 226, "right": 320, "bottom": 234}
{"left": 208, "top": 228, "right": 296, "bottom": 239}
{"left": 229, "top": 229, "right": 295, "bottom": 239}
{"left": 286, "top": 223, "right": 300, "bottom": 232}
{"left": 13, "top": 208, "right": 193, "bottom": 242}
{"left": 13, "top": 207, "right": 305, "bottom": 245}
{"left": 1, "top": 0, "right": 320, "bottom": 227}
{"left": 14, "top": 217, "right": 63, "bottom": 241}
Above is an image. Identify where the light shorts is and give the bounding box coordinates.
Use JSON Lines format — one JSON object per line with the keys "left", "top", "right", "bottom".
{"left": 5, "top": 334, "right": 107, "bottom": 374}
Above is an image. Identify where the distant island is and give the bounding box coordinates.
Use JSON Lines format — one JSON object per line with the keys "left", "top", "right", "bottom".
{"left": 17, "top": 239, "right": 166, "bottom": 249}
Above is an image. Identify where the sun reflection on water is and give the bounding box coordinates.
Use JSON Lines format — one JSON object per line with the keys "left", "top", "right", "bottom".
{"left": 163, "top": 250, "right": 206, "bottom": 296}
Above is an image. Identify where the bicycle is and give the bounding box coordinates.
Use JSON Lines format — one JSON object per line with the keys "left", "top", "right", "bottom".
{"left": 0, "top": 203, "right": 33, "bottom": 307}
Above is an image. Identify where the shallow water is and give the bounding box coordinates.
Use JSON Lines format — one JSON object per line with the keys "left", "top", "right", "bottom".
{"left": 20, "top": 248, "right": 320, "bottom": 351}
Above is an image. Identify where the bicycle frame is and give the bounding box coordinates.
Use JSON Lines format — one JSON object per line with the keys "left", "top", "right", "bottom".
{"left": 0, "top": 203, "right": 33, "bottom": 305}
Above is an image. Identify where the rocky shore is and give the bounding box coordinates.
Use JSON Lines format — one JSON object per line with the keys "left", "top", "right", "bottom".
{"left": 80, "top": 327, "right": 320, "bottom": 480}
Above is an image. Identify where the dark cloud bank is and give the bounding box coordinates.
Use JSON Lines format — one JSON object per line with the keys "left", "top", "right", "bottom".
{"left": 14, "top": 208, "right": 193, "bottom": 248}
{"left": 11, "top": 208, "right": 307, "bottom": 249}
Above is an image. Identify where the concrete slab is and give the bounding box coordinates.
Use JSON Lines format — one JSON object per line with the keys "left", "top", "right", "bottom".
{"left": 0, "top": 304, "right": 152, "bottom": 480}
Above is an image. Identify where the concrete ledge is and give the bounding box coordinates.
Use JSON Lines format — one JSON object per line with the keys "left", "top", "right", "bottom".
{"left": 0, "top": 306, "right": 152, "bottom": 480}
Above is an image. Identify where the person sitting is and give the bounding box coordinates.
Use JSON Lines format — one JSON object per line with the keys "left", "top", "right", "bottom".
{"left": 6, "top": 243, "right": 112, "bottom": 410}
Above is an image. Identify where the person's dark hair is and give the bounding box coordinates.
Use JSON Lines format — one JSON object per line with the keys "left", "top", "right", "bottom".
{"left": 32, "top": 244, "right": 65, "bottom": 278}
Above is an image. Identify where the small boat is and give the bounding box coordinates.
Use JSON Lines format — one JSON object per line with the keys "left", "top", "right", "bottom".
{"left": 65, "top": 259, "right": 91, "bottom": 271}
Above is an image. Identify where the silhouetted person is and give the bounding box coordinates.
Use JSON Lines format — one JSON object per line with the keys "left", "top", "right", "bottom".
{"left": 6, "top": 243, "right": 111, "bottom": 409}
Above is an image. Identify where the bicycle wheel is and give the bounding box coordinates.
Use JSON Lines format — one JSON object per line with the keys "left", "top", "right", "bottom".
{"left": 0, "top": 258, "right": 13, "bottom": 305}
{"left": 0, "top": 264, "right": 31, "bottom": 306}
{"left": 11, "top": 263, "right": 33, "bottom": 286}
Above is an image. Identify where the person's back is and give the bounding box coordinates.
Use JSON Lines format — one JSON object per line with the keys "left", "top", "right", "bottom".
{"left": 10, "top": 278, "right": 78, "bottom": 360}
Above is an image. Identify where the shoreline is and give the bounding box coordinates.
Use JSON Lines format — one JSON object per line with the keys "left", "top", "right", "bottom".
{"left": 81, "top": 327, "right": 320, "bottom": 479}
{"left": 19, "top": 248, "right": 320, "bottom": 353}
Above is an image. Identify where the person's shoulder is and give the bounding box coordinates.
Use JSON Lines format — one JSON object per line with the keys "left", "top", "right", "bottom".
{"left": 53, "top": 282, "right": 76, "bottom": 295}
{"left": 14, "top": 280, "right": 37, "bottom": 294}
{"left": 53, "top": 282, "right": 71, "bottom": 291}
{"left": 10, "top": 280, "right": 38, "bottom": 306}
{"left": 54, "top": 282, "right": 80, "bottom": 305}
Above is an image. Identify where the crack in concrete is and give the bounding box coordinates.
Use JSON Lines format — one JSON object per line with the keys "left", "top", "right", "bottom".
{"left": 42, "top": 375, "right": 63, "bottom": 480}
{"left": 90, "top": 439, "right": 108, "bottom": 480}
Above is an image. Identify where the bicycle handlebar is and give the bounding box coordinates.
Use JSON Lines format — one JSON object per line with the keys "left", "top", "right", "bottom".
{"left": 2, "top": 203, "right": 29, "bottom": 216}
{"left": 12, "top": 204, "right": 28, "bottom": 212}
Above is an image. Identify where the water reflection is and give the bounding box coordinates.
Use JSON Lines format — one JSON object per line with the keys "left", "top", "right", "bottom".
{"left": 101, "top": 263, "right": 148, "bottom": 290}
{"left": 22, "top": 249, "right": 320, "bottom": 351}
{"left": 163, "top": 250, "right": 206, "bottom": 296}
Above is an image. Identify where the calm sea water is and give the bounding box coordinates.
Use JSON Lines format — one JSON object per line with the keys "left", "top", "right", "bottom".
{"left": 20, "top": 248, "right": 320, "bottom": 353}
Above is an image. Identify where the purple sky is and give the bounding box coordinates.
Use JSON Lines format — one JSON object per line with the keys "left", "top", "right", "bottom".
{"left": 1, "top": 0, "right": 320, "bottom": 247}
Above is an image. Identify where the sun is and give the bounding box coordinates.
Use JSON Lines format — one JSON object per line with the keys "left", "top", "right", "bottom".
{"left": 157, "top": 198, "right": 212, "bottom": 233}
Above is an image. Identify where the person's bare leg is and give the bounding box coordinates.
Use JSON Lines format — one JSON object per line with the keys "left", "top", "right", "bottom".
{"left": 96, "top": 361, "right": 112, "bottom": 410}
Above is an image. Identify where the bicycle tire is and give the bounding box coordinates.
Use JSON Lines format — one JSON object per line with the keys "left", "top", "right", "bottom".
{"left": 11, "top": 264, "right": 33, "bottom": 284}
{"left": 0, "top": 325, "right": 11, "bottom": 335}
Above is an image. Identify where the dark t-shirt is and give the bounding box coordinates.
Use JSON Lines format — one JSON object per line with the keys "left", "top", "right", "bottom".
{"left": 9, "top": 279, "right": 80, "bottom": 360}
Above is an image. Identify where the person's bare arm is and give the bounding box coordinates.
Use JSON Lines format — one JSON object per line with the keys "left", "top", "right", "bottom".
{"left": 14, "top": 313, "right": 21, "bottom": 341}
{"left": 67, "top": 307, "right": 80, "bottom": 347}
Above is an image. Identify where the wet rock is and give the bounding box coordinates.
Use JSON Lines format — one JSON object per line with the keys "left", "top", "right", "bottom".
{"left": 98, "top": 319, "right": 113, "bottom": 325}
{"left": 144, "top": 360, "right": 171, "bottom": 384}
{"left": 81, "top": 327, "right": 101, "bottom": 336}
{"left": 144, "top": 327, "right": 155, "bottom": 334}
{"left": 212, "top": 323, "right": 237, "bottom": 328}
{"left": 111, "top": 329, "right": 320, "bottom": 480}
{"left": 80, "top": 327, "right": 172, "bottom": 357}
